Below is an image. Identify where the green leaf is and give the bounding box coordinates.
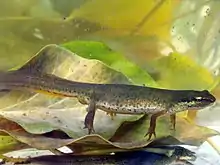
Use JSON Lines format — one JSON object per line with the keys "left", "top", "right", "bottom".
{"left": 0, "top": 135, "right": 27, "bottom": 154}
{"left": 62, "top": 41, "right": 158, "bottom": 87}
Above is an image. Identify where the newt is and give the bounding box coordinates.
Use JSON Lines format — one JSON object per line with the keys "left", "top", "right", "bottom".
{"left": 0, "top": 70, "right": 216, "bottom": 140}
{"left": 5, "top": 146, "right": 195, "bottom": 165}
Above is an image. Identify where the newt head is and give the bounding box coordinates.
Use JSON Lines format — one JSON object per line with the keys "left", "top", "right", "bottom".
{"left": 170, "top": 90, "right": 216, "bottom": 113}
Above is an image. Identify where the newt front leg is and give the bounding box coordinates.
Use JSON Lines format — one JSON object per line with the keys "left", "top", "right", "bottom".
{"left": 84, "top": 94, "right": 96, "bottom": 134}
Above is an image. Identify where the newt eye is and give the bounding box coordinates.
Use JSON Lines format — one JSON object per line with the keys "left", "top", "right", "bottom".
{"left": 194, "top": 96, "right": 202, "bottom": 100}
{"left": 180, "top": 97, "right": 202, "bottom": 103}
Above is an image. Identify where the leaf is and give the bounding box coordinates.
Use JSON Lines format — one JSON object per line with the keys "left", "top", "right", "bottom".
{"left": 0, "top": 115, "right": 182, "bottom": 155}
{"left": 68, "top": 0, "right": 180, "bottom": 40}
{"left": 0, "top": 117, "right": 199, "bottom": 164}
{"left": 0, "top": 118, "right": 30, "bottom": 155}
{"left": 0, "top": 117, "right": 74, "bottom": 150}
{"left": 86, "top": 35, "right": 165, "bottom": 66}
{"left": 0, "top": 135, "right": 28, "bottom": 155}
{"left": 62, "top": 40, "right": 158, "bottom": 87}
{"left": 149, "top": 52, "right": 215, "bottom": 90}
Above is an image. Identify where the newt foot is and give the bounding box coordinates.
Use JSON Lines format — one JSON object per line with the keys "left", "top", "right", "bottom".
{"left": 84, "top": 121, "right": 95, "bottom": 134}
{"left": 169, "top": 122, "right": 175, "bottom": 130}
{"left": 106, "top": 112, "right": 117, "bottom": 120}
{"left": 144, "top": 127, "right": 156, "bottom": 141}
{"left": 84, "top": 98, "right": 96, "bottom": 135}
{"left": 84, "top": 111, "right": 96, "bottom": 134}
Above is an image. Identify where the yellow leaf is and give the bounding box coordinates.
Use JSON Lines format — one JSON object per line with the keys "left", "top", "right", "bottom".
{"left": 68, "top": 0, "right": 179, "bottom": 40}
{"left": 152, "top": 52, "right": 214, "bottom": 90}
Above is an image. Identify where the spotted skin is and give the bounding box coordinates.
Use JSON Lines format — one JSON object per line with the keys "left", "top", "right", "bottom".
{"left": 0, "top": 71, "right": 216, "bottom": 140}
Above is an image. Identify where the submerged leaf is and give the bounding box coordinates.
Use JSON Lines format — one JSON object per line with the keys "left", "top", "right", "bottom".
{"left": 0, "top": 135, "right": 28, "bottom": 155}
{"left": 149, "top": 52, "right": 215, "bottom": 90}
{"left": 68, "top": 0, "right": 179, "bottom": 40}
{"left": 0, "top": 116, "right": 213, "bottom": 157}
{"left": 0, "top": 116, "right": 182, "bottom": 155}
{"left": 0, "top": 117, "right": 74, "bottom": 150}
{"left": 62, "top": 41, "right": 157, "bottom": 87}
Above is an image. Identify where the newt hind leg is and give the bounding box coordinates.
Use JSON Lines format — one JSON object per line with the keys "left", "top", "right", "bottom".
{"left": 145, "top": 111, "right": 166, "bottom": 141}
{"left": 145, "top": 112, "right": 177, "bottom": 141}
{"left": 170, "top": 114, "right": 176, "bottom": 130}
